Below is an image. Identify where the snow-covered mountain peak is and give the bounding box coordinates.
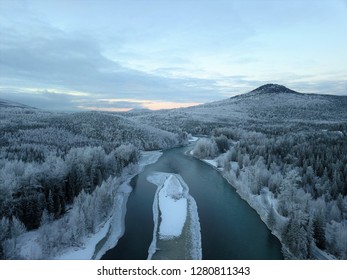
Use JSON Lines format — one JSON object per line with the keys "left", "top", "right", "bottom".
{"left": 248, "top": 84, "right": 299, "bottom": 95}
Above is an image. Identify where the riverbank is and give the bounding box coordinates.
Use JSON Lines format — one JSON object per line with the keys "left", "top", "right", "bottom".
{"left": 14, "top": 150, "right": 162, "bottom": 260}
{"left": 62, "top": 150, "right": 163, "bottom": 260}
{"left": 187, "top": 143, "right": 284, "bottom": 243}
{"left": 189, "top": 147, "right": 334, "bottom": 260}
{"left": 201, "top": 156, "right": 285, "bottom": 239}
{"left": 57, "top": 180, "right": 133, "bottom": 260}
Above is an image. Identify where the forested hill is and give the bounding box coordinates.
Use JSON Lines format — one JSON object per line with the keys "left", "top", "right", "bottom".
{"left": 211, "top": 83, "right": 347, "bottom": 123}
{"left": 0, "top": 98, "right": 36, "bottom": 110}
{"left": 130, "top": 83, "right": 347, "bottom": 134}
{"left": 227, "top": 84, "right": 347, "bottom": 123}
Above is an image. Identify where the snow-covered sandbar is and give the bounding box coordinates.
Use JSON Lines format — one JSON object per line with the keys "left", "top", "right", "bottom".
{"left": 147, "top": 172, "right": 202, "bottom": 260}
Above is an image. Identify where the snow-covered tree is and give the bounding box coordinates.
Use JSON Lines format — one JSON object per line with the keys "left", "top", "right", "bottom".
{"left": 193, "top": 138, "right": 218, "bottom": 159}
{"left": 11, "top": 217, "right": 26, "bottom": 238}
{"left": 282, "top": 211, "right": 313, "bottom": 259}
{"left": 267, "top": 205, "right": 276, "bottom": 230}
{"left": 313, "top": 210, "right": 326, "bottom": 249}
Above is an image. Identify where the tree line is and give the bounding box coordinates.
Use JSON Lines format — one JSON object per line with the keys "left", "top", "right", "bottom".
{"left": 193, "top": 126, "right": 347, "bottom": 259}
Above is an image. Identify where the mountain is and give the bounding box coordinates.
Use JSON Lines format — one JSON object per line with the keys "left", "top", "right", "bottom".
{"left": 0, "top": 98, "right": 36, "bottom": 109}
{"left": 130, "top": 84, "right": 347, "bottom": 134}
{"left": 224, "top": 84, "right": 347, "bottom": 122}
{"left": 246, "top": 83, "right": 299, "bottom": 95}
{"left": 2, "top": 84, "right": 346, "bottom": 135}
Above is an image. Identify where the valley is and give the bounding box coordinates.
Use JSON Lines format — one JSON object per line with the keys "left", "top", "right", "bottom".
{"left": 0, "top": 84, "right": 346, "bottom": 260}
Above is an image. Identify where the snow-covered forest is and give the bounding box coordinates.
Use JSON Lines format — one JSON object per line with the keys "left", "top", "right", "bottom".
{"left": 1, "top": 84, "right": 346, "bottom": 259}
{"left": 0, "top": 105, "right": 187, "bottom": 259}
{"left": 192, "top": 128, "right": 347, "bottom": 259}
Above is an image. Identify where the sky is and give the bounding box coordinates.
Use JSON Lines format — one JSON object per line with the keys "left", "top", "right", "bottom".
{"left": 0, "top": 0, "right": 346, "bottom": 111}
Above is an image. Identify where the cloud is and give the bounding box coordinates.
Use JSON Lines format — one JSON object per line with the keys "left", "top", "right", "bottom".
{"left": 77, "top": 98, "right": 202, "bottom": 112}
{"left": 0, "top": 88, "right": 80, "bottom": 111}
{"left": 288, "top": 79, "right": 347, "bottom": 95}
{"left": 0, "top": 11, "right": 226, "bottom": 109}
{"left": 0, "top": 24, "right": 120, "bottom": 90}
{"left": 0, "top": 1, "right": 346, "bottom": 112}
{"left": 0, "top": 88, "right": 203, "bottom": 112}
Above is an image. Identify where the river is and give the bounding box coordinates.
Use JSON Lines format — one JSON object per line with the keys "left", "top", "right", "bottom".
{"left": 101, "top": 144, "right": 283, "bottom": 260}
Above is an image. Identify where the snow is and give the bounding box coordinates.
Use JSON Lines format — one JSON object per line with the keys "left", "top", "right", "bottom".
{"left": 72, "top": 150, "right": 162, "bottom": 259}
{"left": 56, "top": 216, "right": 112, "bottom": 260}
{"left": 190, "top": 141, "right": 321, "bottom": 258}
{"left": 195, "top": 151, "right": 287, "bottom": 245}
{"left": 195, "top": 151, "right": 295, "bottom": 255}
{"left": 158, "top": 175, "right": 187, "bottom": 239}
{"left": 188, "top": 136, "right": 199, "bottom": 142}
{"left": 57, "top": 182, "right": 132, "bottom": 260}
{"left": 16, "top": 206, "right": 117, "bottom": 260}
{"left": 139, "top": 150, "right": 162, "bottom": 169}
{"left": 312, "top": 246, "right": 336, "bottom": 260}
{"left": 16, "top": 150, "right": 163, "bottom": 260}
{"left": 230, "top": 161, "right": 239, "bottom": 172}
{"left": 16, "top": 231, "right": 42, "bottom": 260}
{"left": 203, "top": 159, "right": 218, "bottom": 168}
{"left": 147, "top": 172, "right": 202, "bottom": 260}
{"left": 15, "top": 209, "right": 116, "bottom": 260}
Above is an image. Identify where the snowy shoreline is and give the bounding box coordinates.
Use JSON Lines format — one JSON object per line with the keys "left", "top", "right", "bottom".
{"left": 187, "top": 141, "right": 283, "bottom": 235}
{"left": 57, "top": 181, "right": 133, "bottom": 260}
{"left": 63, "top": 150, "right": 163, "bottom": 260}
{"left": 15, "top": 150, "right": 162, "bottom": 260}
{"left": 189, "top": 148, "right": 334, "bottom": 260}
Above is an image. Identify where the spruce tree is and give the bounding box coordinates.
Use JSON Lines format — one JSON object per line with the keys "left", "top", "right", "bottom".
{"left": 313, "top": 211, "right": 326, "bottom": 249}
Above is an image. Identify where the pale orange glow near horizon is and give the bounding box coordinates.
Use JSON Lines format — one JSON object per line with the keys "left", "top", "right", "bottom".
{"left": 143, "top": 101, "right": 201, "bottom": 110}
{"left": 78, "top": 106, "right": 132, "bottom": 112}
{"left": 79, "top": 99, "right": 202, "bottom": 112}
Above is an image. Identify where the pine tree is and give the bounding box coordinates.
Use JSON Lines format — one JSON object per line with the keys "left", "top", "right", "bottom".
{"left": 47, "top": 190, "right": 54, "bottom": 214}
{"left": 282, "top": 211, "right": 311, "bottom": 259}
{"left": 313, "top": 211, "right": 325, "bottom": 250}
{"left": 11, "top": 216, "right": 26, "bottom": 238}
{"left": 0, "top": 217, "right": 11, "bottom": 242}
